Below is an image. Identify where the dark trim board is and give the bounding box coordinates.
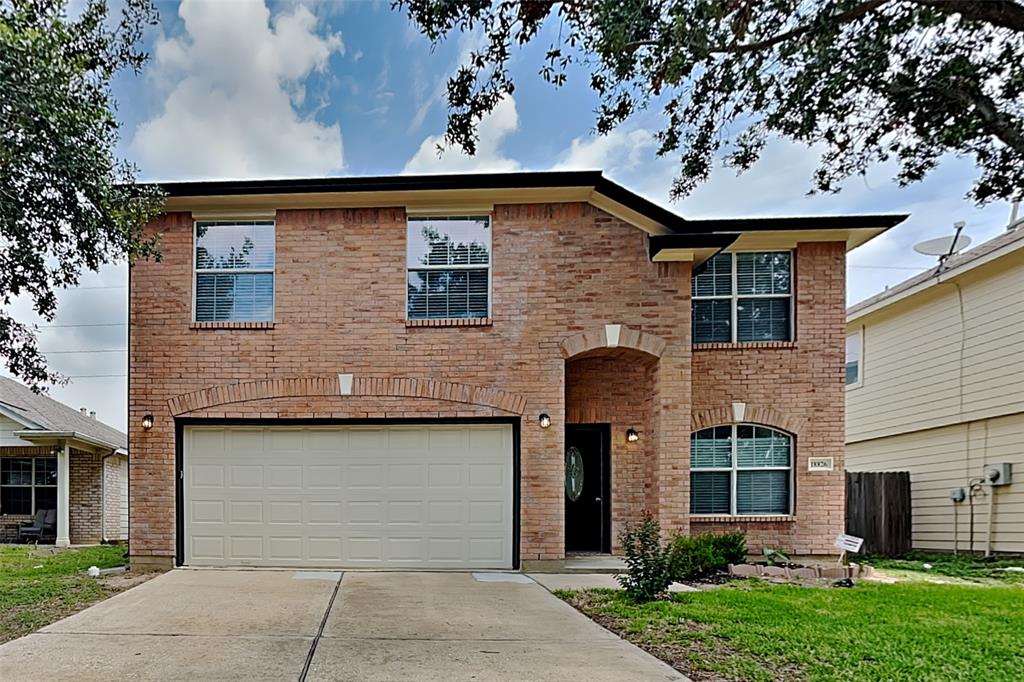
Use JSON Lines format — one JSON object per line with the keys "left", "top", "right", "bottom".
{"left": 174, "top": 416, "right": 522, "bottom": 569}
{"left": 148, "top": 170, "right": 907, "bottom": 238}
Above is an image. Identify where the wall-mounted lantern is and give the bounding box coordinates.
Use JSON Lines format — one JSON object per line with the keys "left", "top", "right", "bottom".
{"left": 626, "top": 428, "right": 639, "bottom": 442}
{"left": 538, "top": 413, "right": 551, "bottom": 429}
{"left": 141, "top": 414, "right": 154, "bottom": 431}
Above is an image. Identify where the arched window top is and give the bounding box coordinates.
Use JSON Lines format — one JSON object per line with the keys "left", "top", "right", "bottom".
{"left": 691, "top": 424, "right": 792, "bottom": 516}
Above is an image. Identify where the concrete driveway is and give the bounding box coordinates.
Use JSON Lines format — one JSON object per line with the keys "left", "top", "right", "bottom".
{"left": 0, "top": 570, "right": 684, "bottom": 681}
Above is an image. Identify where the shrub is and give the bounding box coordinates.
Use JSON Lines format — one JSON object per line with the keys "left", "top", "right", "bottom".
{"left": 616, "top": 512, "right": 671, "bottom": 601}
{"left": 715, "top": 531, "right": 748, "bottom": 564}
{"left": 668, "top": 531, "right": 748, "bottom": 581}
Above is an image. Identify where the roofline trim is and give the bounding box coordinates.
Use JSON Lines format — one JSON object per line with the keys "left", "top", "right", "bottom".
{"left": 0, "top": 403, "right": 44, "bottom": 430}
{"left": 13, "top": 430, "right": 124, "bottom": 453}
{"left": 146, "top": 172, "right": 908, "bottom": 242}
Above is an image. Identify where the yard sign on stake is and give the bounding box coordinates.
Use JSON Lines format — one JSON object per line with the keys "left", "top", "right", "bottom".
{"left": 834, "top": 533, "right": 864, "bottom": 566}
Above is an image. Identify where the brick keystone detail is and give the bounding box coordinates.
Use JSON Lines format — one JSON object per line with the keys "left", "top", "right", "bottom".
{"left": 691, "top": 403, "right": 807, "bottom": 435}
{"left": 558, "top": 325, "right": 667, "bottom": 359}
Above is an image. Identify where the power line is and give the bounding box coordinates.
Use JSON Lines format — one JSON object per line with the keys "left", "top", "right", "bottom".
{"left": 42, "top": 349, "right": 126, "bottom": 354}
{"left": 64, "top": 374, "right": 126, "bottom": 378}
{"left": 849, "top": 265, "right": 925, "bottom": 271}
{"left": 61, "top": 285, "right": 127, "bottom": 290}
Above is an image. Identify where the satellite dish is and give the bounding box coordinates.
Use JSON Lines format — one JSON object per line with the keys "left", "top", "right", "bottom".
{"left": 913, "top": 234, "right": 972, "bottom": 257}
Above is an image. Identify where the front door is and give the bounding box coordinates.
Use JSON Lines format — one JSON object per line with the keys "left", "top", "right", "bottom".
{"left": 564, "top": 424, "right": 611, "bottom": 553}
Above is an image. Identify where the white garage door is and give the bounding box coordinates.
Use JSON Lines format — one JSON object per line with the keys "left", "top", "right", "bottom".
{"left": 183, "top": 423, "right": 513, "bottom": 569}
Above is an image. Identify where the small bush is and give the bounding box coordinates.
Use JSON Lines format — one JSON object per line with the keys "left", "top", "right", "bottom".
{"left": 715, "top": 531, "right": 748, "bottom": 564}
{"left": 616, "top": 512, "right": 671, "bottom": 601}
{"left": 668, "top": 531, "right": 748, "bottom": 581}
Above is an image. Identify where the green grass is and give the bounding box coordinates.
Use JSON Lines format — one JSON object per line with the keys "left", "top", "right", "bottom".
{"left": 560, "top": 581, "right": 1024, "bottom": 681}
{"left": 861, "top": 551, "right": 1024, "bottom": 584}
{"left": 0, "top": 544, "right": 127, "bottom": 643}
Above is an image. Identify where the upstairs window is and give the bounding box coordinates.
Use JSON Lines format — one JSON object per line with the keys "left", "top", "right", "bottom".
{"left": 407, "top": 216, "right": 491, "bottom": 320}
{"left": 194, "top": 221, "right": 275, "bottom": 322}
{"left": 691, "top": 425, "right": 792, "bottom": 516}
{"left": 846, "top": 329, "right": 862, "bottom": 386}
{"left": 692, "top": 251, "right": 792, "bottom": 343}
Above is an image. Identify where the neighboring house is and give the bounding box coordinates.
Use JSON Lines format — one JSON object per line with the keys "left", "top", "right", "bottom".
{"left": 128, "top": 170, "right": 906, "bottom": 570}
{"left": 0, "top": 377, "right": 128, "bottom": 545}
{"left": 846, "top": 223, "right": 1024, "bottom": 554}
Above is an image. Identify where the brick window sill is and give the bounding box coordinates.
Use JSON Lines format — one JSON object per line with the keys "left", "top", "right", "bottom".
{"left": 189, "top": 321, "right": 275, "bottom": 330}
{"left": 693, "top": 341, "right": 797, "bottom": 351}
{"left": 691, "top": 515, "right": 796, "bottom": 523}
{"left": 406, "top": 317, "right": 492, "bottom": 328}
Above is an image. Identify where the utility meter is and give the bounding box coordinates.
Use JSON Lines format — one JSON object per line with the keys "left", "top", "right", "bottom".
{"left": 984, "top": 463, "right": 1013, "bottom": 487}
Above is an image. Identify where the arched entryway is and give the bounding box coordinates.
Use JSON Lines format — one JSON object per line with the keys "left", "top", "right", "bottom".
{"left": 562, "top": 327, "right": 664, "bottom": 554}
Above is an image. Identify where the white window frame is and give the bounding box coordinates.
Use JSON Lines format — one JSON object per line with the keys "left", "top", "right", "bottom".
{"left": 0, "top": 457, "right": 58, "bottom": 515}
{"left": 690, "top": 424, "right": 794, "bottom": 517}
{"left": 405, "top": 215, "right": 492, "bottom": 321}
{"left": 192, "top": 220, "right": 276, "bottom": 323}
{"left": 846, "top": 327, "right": 864, "bottom": 388}
{"left": 692, "top": 250, "right": 794, "bottom": 343}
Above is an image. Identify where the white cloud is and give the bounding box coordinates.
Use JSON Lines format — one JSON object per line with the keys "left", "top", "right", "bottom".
{"left": 552, "top": 128, "right": 658, "bottom": 172}
{"left": 403, "top": 97, "right": 521, "bottom": 174}
{"left": 131, "top": 0, "right": 345, "bottom": 180}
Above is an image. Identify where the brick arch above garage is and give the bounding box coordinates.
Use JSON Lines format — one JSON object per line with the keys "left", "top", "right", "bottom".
{"left": 166, "top": 375, "right": 528, "bottom": 417}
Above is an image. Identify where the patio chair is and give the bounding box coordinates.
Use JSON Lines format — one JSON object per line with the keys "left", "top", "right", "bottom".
{"left": 40, "top": 509, "right": 57, "bottom": 543}
{"left": 18, "top": 510, "right": 47, "bottom": 543}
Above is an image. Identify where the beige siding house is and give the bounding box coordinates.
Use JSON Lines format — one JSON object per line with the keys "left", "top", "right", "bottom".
{"left": 845, "top": 223, "right": 1024, "bottom": 554}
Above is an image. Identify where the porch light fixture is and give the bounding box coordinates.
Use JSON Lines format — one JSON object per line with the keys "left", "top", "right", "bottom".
{"left": 142, "top": 414, "right": 154, "bottom": 431}
{"left": 538, "top": 413, "right": 551, "bottom": 429}
{"left": 626, "top": 428, "right": 639, "bottom": 442}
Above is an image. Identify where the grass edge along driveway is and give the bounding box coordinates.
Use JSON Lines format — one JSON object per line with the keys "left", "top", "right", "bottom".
{"left": 559, "top": 581, "right": 1024, "bottom": 681}
{"left": 0, "top": 544, "right": 128, "bottom": 644}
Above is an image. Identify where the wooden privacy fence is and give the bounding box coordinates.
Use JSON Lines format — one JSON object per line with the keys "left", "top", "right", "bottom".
{"left": 846, "top": 471, "right": 912, "bottom": 556}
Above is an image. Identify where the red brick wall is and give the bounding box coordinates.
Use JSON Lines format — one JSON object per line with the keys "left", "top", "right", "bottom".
{"left": 70, "top": 449, "right": 102, "bottom": 545}
{"left": 129, "top": 204, "right": 845, "bottom": 565}
{"left": 102, "top": 456, "right": 127, "bottom": 541}
{"left": 130, "top": 203, "right": 693, "bottom": 564}
{"left": 690, "top": 241, "right": 847, "bottom": 555}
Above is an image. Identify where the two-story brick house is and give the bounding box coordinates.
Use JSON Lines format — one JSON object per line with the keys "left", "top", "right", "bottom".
{"left": 128, "top": 171, "right": 906, "bottom": 570}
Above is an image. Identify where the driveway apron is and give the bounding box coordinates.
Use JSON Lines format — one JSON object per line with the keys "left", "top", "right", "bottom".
{"left": 0, "top": 569, "right": 684, "bottom": 681}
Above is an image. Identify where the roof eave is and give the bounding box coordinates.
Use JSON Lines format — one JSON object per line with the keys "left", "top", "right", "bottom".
{"left": 12, "top": 430, "right": 125, "bottom": 453}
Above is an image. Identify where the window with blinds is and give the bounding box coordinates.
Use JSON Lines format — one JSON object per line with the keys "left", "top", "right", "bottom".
{"left": 194, "top": 221, "right": 275, "bottom": 322}
{"left": 690, "top": 424, "right": 792, "bottom": 515}
{"left": 692, "top": 251, "right": 792, "bottom": 343}
{"left": 407, "top": 216, "right": 491, "bottom": 320}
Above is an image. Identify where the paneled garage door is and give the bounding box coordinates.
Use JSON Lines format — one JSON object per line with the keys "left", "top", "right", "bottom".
{"left": 183, "top": 423, "right": 514, "bottom": 569}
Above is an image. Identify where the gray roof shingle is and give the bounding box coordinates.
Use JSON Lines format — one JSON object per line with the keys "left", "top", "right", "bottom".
{"left": 0, "top": 376, "right": 127, "bottom": 450}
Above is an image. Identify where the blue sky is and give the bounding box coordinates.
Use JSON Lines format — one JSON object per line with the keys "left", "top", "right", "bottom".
{"left": 6, "top": 0, "right": 1018, "bottom": 430}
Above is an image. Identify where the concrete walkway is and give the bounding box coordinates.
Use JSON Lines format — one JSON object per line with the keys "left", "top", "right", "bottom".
{"left": 0, "top": 570, "right": 685, "bottom": 681}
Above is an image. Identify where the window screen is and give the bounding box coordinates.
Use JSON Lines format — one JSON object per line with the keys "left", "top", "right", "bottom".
{"left": 692, "top": 252, "right": 792, "bottom": 343}
{"left": 407, "top": 217, "right": 491, "bottom": 320}
{"left": 194, "top": 221, "right": 275, "bottom": 322}
{"left": 690, "top": 425, "right": 792, "bottom": 515}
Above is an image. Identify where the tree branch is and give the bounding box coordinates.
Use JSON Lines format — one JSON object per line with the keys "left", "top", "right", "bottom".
{"left": 911, "top": 0, "right": 1024, "bottom": 33}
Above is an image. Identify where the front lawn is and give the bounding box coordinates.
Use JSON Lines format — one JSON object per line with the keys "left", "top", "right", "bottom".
{"left": 0, "top": 544, "right": 129, "bottom": 643}
{"left": 561, "top": 581, "right": 1024, "bottom": 681}
{"left": 861, "top": 551, "right": 1024, "bottom": 584}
